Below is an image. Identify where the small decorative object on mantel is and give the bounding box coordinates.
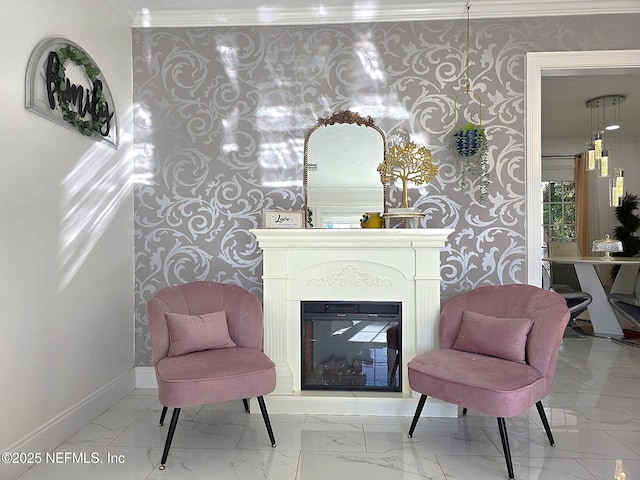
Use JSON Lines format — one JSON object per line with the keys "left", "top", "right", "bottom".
{"left": 448, "top": 1, "right": 491, "bottom": 202}
{"left": 377, "top": 131, "right": 438, "bottom": 228}
{"left": 377, "top": 140, "right": 438, "bottom": 209}
{"left": 262, "top": 210, "right": 305, "bottom": 229}
{"left": 360, "top": 212, "right": 384, "bottom": 229}
{"left": 592, "top": 234, "right": 623, "bottom": 261}
{"left": 25, "top": 37, "right": 118, "bottom": 149}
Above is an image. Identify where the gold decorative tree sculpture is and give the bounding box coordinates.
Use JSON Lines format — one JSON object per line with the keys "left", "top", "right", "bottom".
{"left": 377, "top": 142, "right": 439, "bottom": 209}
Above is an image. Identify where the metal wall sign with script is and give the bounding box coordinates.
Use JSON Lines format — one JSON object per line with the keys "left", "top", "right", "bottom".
{"left": 25, "top": 37, "right": 118, "bottom": 149}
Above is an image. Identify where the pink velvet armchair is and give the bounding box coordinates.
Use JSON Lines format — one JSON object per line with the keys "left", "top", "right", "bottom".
{"left": 407, "top": 284, "right": 570, "bottom": 480}
{"left": 147, "top": 281, "right": 277, "bottom": 470}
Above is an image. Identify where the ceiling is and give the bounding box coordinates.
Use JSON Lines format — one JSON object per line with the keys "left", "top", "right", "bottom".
{"left": 542, "top": 73, "right": 640, "bottom": 142}
{"left": 120, "top": 0, "right": 640, "bottom": 27}
{"left": 116, "top": 0, "right": 640, "bottom": 143}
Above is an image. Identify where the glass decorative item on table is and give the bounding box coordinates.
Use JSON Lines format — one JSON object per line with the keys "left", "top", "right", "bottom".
{"left": 592, "top": 234, "right": 623, "bottom": 260}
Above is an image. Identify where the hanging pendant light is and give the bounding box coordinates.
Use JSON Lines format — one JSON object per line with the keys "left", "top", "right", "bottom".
{"left": 611, "top": 181, "right": 620, "bottom": 207}
{"left": 610, "top": 168, "right": 624, "bottom": 207}
{"left": 585, "top": 106, "right": 596, "bottom": 170}
{"left": 586, "top": 143, "right": 596, "bottom": 170}
{"left": 586, "top": 95, "right": 625, "bottom": 164}
{"left": 594, "top": 131, "right": 604, "bottom": 161}
{"left": 606, "top": 96, "right": 622, "bottom": 131}
{"left": 599, "top": 149, "right": 610, "bottom": 178}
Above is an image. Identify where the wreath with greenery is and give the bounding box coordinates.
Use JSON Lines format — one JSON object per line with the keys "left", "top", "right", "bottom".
{"left": 54, "top": 44, "right": 108, "bottom": 137}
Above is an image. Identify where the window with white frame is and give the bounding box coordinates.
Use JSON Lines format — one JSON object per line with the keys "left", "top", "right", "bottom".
{"left": 541, "top": 181, "right": 576, "bottom": 254}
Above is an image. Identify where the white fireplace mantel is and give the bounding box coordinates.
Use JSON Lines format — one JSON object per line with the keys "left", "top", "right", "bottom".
{"left": 250, "top": 228, "right": 455, "bottom": 416}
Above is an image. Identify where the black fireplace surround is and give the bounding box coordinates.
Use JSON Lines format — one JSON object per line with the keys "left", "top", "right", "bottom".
{"left": 301, "top": 301, "right": 401, "bottom": 392}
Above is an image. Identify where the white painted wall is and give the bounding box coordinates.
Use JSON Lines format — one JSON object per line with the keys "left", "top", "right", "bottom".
{"left": 0, "top": 1, "right": 134, "bottom": 476}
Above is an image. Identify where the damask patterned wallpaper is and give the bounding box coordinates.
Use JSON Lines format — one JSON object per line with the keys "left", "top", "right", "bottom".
{"left": 132, "top": 15, "right": 640, "bottom": 366}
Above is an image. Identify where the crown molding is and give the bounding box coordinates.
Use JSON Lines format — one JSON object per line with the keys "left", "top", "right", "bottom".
{"left": 132, "top": 0, "right": 640, "bottom": 28}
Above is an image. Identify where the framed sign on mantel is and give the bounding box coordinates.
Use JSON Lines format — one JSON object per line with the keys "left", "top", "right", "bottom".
{"left": 262, "top": 210, "right": 305, "bottom": 229}
{"left": 25, "top": 37, "right": 118, "bottom": 149}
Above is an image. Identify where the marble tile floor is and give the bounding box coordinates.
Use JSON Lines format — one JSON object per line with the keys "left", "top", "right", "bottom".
{"left": 14, "top": 335, "right": 640, "bottom": 480}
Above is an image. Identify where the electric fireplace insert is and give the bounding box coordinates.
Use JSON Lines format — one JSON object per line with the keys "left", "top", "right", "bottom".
{"left": 301, "top": 301, "right": 401, "bottom": 392}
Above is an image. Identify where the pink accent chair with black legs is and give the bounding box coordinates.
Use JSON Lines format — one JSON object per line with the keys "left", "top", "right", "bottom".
{"left": 407, "top": 284, "right": 570, "bottom": 480}
{"left": 147, "top": 281, "right": 277, "bottom": 470}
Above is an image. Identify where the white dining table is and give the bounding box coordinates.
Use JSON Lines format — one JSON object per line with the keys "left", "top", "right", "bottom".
{"left": 544, "top": 256, "right": 640, "bottom": 338}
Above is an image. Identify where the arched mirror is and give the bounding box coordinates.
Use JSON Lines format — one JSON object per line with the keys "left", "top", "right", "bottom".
{"left": 304, "top": 111, "right": 386, "bottom": 228}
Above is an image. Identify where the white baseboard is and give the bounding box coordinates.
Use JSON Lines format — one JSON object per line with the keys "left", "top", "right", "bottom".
{"left": 135, "top": 366, "right": 157, "bottom": 389}
{"left": 3, "top": 370, "right": 135, "bottom": 480}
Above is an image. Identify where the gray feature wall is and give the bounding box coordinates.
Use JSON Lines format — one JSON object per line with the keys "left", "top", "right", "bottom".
{"left": 132, "top": 15, "right": 640, "bottom": 366}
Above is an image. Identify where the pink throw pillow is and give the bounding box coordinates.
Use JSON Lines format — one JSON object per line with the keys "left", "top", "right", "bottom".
{"left": 165, "top": 310, "right": 236, "bottom": 357}
{"left": 452, "top": 310, "right": 534, "bottom": 363}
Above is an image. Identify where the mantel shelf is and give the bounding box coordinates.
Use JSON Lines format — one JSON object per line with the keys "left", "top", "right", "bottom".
{"left": 250, "top": 228, "right": 454, "bottom": 248}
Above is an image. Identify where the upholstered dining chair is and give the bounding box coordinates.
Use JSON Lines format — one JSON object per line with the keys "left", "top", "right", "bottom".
{"left": 407, "top": 284, "right": 570, "bottom": 480}
{"left": 548, "top": 241, "right": 582, "bottom": 292}
{"left": 147, "top": 281, "right": 277, "bottom": 470}
{"left": 542, "top": 267, "right": 592, "bottom": 324}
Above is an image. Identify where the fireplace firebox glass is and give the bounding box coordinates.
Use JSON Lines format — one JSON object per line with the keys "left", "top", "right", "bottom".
{"left": 301, "top": 301, "right": 401, "bottom": 391}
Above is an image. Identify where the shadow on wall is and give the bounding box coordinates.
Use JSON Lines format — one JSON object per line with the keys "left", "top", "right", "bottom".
{"left": 59, "top": 106, "right": 134, "bottom": 290}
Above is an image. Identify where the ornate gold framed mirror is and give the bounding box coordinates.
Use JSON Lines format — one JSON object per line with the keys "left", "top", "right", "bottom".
{"left": 304, "top": 111, "right": 386, "bottom": 228}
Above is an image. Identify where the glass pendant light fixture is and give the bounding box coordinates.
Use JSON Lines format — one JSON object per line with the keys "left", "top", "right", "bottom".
{"left": 586, "top": 106, "right": 596, "bottom": 170}
{"left": 594, "top": 131, "right": 603, "bottom": 160}
{"left": 599, "top": 149, "right": 609, "bottom": 177}
{"left": 586, "top": 144, "right": 596, "bottom": 170}
{"left": 605, "top": 96, "right": 622, "bottom": 131}
{"left": 586, "top": 95, "right": 625, "bottom": 166}
{"left": 611, "top": 168, "right": 624, "bottom": 207}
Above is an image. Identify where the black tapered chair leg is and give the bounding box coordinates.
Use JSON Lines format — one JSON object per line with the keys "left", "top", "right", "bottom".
{"left": 257, "top": 396, "right": 276, "bottom": 447}
{"left": 159, "top": 408, "right": 181, "bottom": 470}
{"left": 497, "top": 417, "right": 515, "bottom": 480}
{"left": 408, "top": 394, "right": 427, "bottom": 438}
{"left": 536, "top": 401, "right": 555, "bottom": 446}
{"left": 243, "top": 398, "right": 250, "bottom": 413}
{"left": 159, "top": 406, "right": 168, "bottom": 426}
